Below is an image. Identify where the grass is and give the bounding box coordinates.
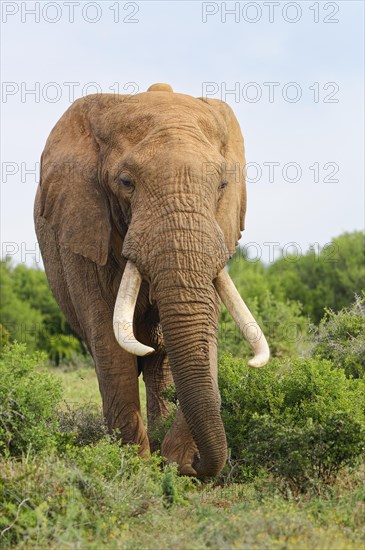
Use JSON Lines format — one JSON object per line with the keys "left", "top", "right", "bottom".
{"left": 118, "top": 482, "right": 365, "bottom": 550}
{"left": 53, "top": 365, "right": 101, "bottom": 406}
{"left": 2, "top": 455, "right": 364, "bottom": 549}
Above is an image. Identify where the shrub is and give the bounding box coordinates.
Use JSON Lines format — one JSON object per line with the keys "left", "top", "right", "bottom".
{"left": 311, "top": 295, "right": 365, "bottom": 378}
{"left": 218, "top": 354, "right": 365, "bottom": 493}
{"left": 0, "top": 259, "right": 83, "bottom": 361}
{"left": 0, "top": 324, "right": 10, "bottom": 353}
{"left": 46, "top": 333, "right": 84, "bottom": 364}
{"left": 267, "top": 231, "right": 365, "bottom": 323}
{"left": 57, "top": 403, "right": 107, "bottom": 446}
{"left": 0, "top": 261, "right": 45, "bottom": 354}
{"left": 0, "top": 343, "right": 62, "bottom": 456}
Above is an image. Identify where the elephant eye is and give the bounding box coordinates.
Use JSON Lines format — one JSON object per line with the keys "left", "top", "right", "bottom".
{"left": 119, "top": 176, "right": 134, "bottom": 189}
{"left": 218, "top": 181, "right": 228, "bottom": 190}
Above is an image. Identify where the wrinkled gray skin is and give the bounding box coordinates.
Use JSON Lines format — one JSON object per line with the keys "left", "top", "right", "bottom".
{"left": 34, "top": 84, "right": 247, "bottom": 477}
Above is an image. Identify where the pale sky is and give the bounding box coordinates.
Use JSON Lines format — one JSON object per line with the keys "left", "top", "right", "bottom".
{"left": 1, "top": 0, "right": 364, "bottom": 265}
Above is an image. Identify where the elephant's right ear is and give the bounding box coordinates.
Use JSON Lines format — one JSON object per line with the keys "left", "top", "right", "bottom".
{"left": 38, "top": 97, "right": 111, "bottom": 265}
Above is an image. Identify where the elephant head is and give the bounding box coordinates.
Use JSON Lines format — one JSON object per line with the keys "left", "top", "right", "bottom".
{"left": 38, "top": 83, "right": 269, "bottom": 476}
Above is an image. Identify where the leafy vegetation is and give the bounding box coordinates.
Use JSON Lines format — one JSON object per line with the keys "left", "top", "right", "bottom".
{"left": 267, "top": 231, "right": 365, "bottom": 323}
{"left": 0, "top": 442, "right": 194, "bottom": 548}
{"left": 2, "top": 437, "right": 363, "bottom": 549}
{"left": 0, "top": 324, "right": 10, "bottom": 352}
{"left": 0, "top": 259, "right": 83, "bottom": 361}
{"left": 218, "top": 354, "right": 364, "bottom": 494}
{"left": 311, "top": 294, "right": 365, "bottom": 378}
{"left": 1, "top": 449, "right": 364, "bottom": 548}
{"left": 0, "top": 344, "right": 63, "bottom": 456}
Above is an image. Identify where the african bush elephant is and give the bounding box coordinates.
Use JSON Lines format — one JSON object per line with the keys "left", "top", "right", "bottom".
{"left": 34, "top": 83, "right": 269, "bottom": 477}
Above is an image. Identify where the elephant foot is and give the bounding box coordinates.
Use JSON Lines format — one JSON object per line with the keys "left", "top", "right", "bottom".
{"left": 161, "top": 408, "right": 198, "bottom": 475}
{"left": 179, "top": 463, "right": 198, "bottom": 476}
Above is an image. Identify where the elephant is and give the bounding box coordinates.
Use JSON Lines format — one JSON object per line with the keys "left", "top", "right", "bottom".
{"left": 34, "top": 83, "right": 269, "bottom": 477}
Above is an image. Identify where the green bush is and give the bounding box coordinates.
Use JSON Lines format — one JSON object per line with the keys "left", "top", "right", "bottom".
{"left": 311, "top": 295, "right": 365, "bottom": 378}
{"left": 57, "top": 403, "right": 107, "bottom": 446}
{"left": 0, "top": 259, "right": 83, "bottom": 361}
{"left": 46, "top": 333, "right": 84, "bottom": 364}
{"left": 218, "top": 354, "right": 365, "bottom": 493}
{"left": 0, "top": 323, "right": 10, "bottom": 353}
{"left": 0, "top": 261, "right": 45, "bottom": 354}
{"left": 0, "top": 343, "right": 62, "bottom": 456}
{"left": 267, "top": 231, "right": 365, "bottom": 323}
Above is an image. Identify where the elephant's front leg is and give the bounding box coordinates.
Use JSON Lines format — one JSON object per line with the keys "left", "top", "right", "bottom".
{"left": 93, "top": 337, "right": 150, "bottom": 456}
{"left": 38, "top": 227, "right": 150, "bottom": 455}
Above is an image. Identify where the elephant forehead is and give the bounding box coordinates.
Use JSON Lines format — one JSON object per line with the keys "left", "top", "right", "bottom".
{"left": 98, "top": 93, "right": 228, "bottom": 147}
{"left": 142, "top": 92, "right": 228, "bottom": 137}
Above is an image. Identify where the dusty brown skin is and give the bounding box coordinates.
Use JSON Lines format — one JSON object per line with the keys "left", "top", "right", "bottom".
{"left": 34, "top": 84, "right": 251, "bottom": 477}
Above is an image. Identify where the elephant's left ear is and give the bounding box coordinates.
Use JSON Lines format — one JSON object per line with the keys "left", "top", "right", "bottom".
{"left": 198, "top": 98, "right": 247, "bottom": 256}
{"left": 36, "top": 95, "right": 118, "bottom": 266}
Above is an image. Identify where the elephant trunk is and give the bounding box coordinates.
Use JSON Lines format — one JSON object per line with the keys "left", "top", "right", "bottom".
{"left": 152, "top": 271, "right": 227, "bottom": 477}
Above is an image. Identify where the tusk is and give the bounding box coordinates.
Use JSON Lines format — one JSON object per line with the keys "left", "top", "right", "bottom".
{"left": 113, "top": 261, "right": 155, "bottom": 356}
{"left": 214, "top": 269, "right": 270, "bottom": 368}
